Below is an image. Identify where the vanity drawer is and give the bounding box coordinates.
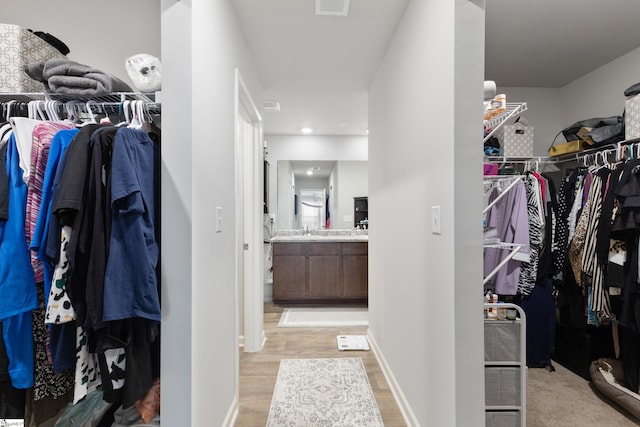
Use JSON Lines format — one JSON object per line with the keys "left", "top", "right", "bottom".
{"left": 272, "top": 242, "right": 306, "bottom": 256}
{"left": 308, "top": 242, "right": 342, "bottom": 255}
{"left": 343, "top": 242, "right": 368, "bottom": 255}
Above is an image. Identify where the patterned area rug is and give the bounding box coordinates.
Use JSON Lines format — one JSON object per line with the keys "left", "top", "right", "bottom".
{"left": 267, "top": 358, "right": 384, "bottom": 427}
{"left": 278, "top": 307, "right": 368, "bottom": 328}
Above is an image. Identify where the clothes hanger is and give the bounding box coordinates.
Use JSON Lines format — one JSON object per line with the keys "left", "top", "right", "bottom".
{"left": 65, "top": 101, "right": 79, "bottom": 123}
{"left": 4, "top": 100, "right": 16, "bottom": 121}
{"left": 128, "top": 100, "right": 144, "bottom": 129}
{"left": 116, "top": 100, "right": 131, "bottom": 126}
{"left": 84, "top": 101, "right": 99, "bottom": 124}
{"left": 45, "top": 101, "right": 57, "bottom": 121}
{"left": 99, "top": 102, "right": 112, "bottom": 124}
{"left": 36, "top": 100, "right": 48, "bottom": 120}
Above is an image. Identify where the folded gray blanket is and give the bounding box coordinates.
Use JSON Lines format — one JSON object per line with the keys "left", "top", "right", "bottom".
{"left": 24, "top": 59, "right": 132, "bottom": 96}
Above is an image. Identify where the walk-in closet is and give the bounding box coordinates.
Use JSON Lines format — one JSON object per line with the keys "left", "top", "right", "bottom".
{"left": 6, "top": 1, "right": 640, "bottom": 426}
{"left": 484, "top": 76, "right": 640, "bottom": 423}
{"left": 1, "top": 3, "right": 163, "bottom": 425}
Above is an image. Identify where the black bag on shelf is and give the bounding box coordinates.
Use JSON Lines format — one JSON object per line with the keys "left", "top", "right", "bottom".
{"left": 561, "top": 115, "right": 624, "bottom": 146}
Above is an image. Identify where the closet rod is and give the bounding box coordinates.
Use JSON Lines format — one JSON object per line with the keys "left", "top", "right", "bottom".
{"left": 486, "top": 138, "right": 640, "bottom": 165}
{"left": 485, "top": 156, "right": 558, "bottom": 164}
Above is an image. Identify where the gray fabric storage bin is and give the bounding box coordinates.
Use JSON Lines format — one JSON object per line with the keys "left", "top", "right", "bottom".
{"left": 485, "top": 367, "right": 521, "bottom": 406}
{"left": 485, "top": 322, "right": 520, "bottom": 361}
{"left": 486, "top": 411, "right": 521, "bottom": 427}
{"left": 0, "top": 23, "right": 67, "bottom": 92}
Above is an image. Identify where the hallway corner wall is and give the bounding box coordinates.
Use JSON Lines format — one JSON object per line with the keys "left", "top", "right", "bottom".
{"left": 161, "top": 0, "right": 193, "bottom": 425}
{"left": 368, "top": 0, "right": 485, "bottom": 424}
{"left": 162, "top": 0, "right": 264, "bottom": 424}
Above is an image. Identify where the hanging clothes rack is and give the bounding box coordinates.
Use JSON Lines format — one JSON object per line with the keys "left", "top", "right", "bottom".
{"left": 0, "top": 92, "right": 161, "bottom": 123}
{"left": 485, "top": 137, "right": 640, "bottom": 166}
{"left": 483, "top": 175, "right": 526, "bottom": 285}
{"left": 483, "top": 175, "right": 524, "bottom": 215}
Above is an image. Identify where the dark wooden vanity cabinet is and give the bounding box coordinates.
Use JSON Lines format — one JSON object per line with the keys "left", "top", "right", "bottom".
{"left": 272, "top": 241, "right": 368, "bottom": 303}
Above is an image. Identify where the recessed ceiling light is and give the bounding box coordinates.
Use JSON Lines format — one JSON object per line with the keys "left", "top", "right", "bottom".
{"left": 301, "top": 127, "right": 313, "bottom": 134}
{"left": 307, "top": 170, "right": 313, "bottom": 175}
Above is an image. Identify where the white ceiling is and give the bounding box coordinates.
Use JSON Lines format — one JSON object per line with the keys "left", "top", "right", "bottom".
{"left": 232, "top": 0, "right": 640, "bottom": 136}
{"left": 289, "top": 160, "right": 336, "bottom": 179}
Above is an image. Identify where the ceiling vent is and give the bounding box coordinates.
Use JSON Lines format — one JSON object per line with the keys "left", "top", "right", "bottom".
{"left": 315, "top": 0, "right": 350, "bottom": 16}
{"left": 263, "top": 100, "right": 281, "bottom": 112}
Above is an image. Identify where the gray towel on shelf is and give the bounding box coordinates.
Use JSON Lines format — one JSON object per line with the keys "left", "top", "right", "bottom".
{"left": 24, "top": 59, "right": 132, "bottom": 96}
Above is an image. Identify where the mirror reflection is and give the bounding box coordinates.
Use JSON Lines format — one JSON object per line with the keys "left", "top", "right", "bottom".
{"left": 277, "top": 160, "right": 368, "bottom": 231}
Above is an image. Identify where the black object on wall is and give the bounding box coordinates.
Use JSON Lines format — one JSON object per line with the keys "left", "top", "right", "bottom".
{"left": 263, "top": 160, "right": 269, "bottom": 214}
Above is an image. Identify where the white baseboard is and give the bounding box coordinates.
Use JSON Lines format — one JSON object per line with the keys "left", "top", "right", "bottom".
{"left": 222, "top": 396, "right": 239, "bottom": 427}
{"left": 264, "top": 279, "right": 273, "bottom": 303}
{"left": 239, "top": 330, "right": 267, "bottom": 351}
{"left": 367, "top": 331, "right": 419, "bottom": 427}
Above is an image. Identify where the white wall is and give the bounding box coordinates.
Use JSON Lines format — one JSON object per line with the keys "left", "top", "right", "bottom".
{"left": 498, "top": 46, "right": 640, "bottom": 157}
{"left": 335, "top": 161, "right": 368, "bottom": 229}
{"left": 329, "top": 165, "right": 339, "bottom": 229}
{"left": 276, "top": 161, "right": 294, "bottom": 229}
{"left": 493, "top": 88, "right": 565, "bottom": 156}
{"left": 163, "top": 0, "right": 264, "bottom": 424}
{"left": 160, "top": 1, "right": 192, "bottom": 425}
{"left": 2, "top": 1, "right": 161, "bottom": 89}
{"left": 368, "top": 0, "right": 485, "bottom": 424}
{"left": 266, "top": 134, "right": 368, "bottom": 229}
{"left": 561, "top": 46, "right": 640, "bottom": 125}
{"left": 189, "top": 0, "right": 263, "bottom": 425}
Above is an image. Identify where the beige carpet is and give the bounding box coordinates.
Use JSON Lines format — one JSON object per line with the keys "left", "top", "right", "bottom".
{"left": 267, "top": 358, "right": 383, "bottom": 426}
{"left": 278, "top": 307, "right": 368, "bottom": 327}
{"left": 527, "top": 361, "right": 639, "bottom": 426}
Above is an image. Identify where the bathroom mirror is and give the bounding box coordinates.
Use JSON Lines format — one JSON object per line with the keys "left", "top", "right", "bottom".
{"left": 276, "top": 160, "right": 368, "bottom": 231}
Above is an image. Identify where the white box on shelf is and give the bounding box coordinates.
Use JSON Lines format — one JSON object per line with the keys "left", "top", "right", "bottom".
{"left": 498, "top": 122, "right": 534, "bottom": 157}
{"left": 0, "top": 23, "right": 67, "bottom": 93}
{"left": 625, "top": 93, "right": 640, "bottom": 140}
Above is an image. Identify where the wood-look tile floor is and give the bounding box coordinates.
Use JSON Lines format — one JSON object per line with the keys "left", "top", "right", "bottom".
{"left": 235, "top": 303, "right": 407, "bottom": 426}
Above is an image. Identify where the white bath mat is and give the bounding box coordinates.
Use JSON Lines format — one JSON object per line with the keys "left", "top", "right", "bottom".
{"left": 267, "top": 358, "right": 383, "bottom": 427}
{"left": 278, "top": 307, "right": 368, "bottom": 328}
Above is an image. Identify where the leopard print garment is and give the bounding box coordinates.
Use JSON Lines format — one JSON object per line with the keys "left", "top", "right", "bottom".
{"left": 32, "top": 286, "right": 74, "bottom": 401}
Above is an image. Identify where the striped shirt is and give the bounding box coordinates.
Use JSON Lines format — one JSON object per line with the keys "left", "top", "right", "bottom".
{"left": 26, "top": 121, "right": 74, "bottom": 282}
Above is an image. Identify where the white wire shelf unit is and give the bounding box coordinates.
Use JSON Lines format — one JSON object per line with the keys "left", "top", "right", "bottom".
{"left": 484, "top": 302, "right": 527, "bottom": 427}
{"left": 484, "top": 102, "right": 528, "bottom": 143}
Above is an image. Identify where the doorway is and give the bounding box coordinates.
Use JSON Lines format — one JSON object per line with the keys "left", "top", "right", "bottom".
{"left": 299, "top": 188, "right": 326, "bottom": 231}
{"left": 235, "top": 70, "right": 264, "bottom": 353}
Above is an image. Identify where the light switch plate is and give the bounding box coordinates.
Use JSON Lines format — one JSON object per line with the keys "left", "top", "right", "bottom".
{"left": 216, "top": 207, "right": 223, "bottom": 233}
{"left": 432, "top": 206, "right": 441, "bottom": 235}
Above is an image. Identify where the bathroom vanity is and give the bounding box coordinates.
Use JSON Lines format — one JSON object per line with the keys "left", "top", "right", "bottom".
{"left": 271, "top": 233, "right": 368, "bottom": 304}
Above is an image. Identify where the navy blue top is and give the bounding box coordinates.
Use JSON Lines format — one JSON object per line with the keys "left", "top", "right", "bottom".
{"left": 103, "top": 128, "right": 160, "bottom": 321}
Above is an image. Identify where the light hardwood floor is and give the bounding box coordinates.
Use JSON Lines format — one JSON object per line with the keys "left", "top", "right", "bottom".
{"left": 235, "top": 303, "right": 407, "bottom": 426}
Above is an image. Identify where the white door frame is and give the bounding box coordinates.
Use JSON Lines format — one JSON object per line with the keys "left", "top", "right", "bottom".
{"left": 235, "top": 69, "right": 264, "bottom": 353}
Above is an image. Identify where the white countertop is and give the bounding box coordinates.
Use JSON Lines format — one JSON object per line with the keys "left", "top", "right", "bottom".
{"left": 270, "top": 234, "right": 368, "bottom": 243}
